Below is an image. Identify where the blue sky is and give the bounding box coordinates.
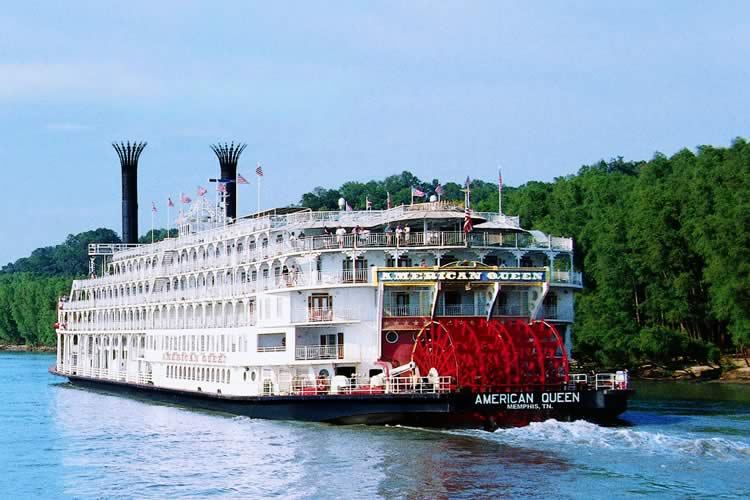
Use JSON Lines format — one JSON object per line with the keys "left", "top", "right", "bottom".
{"left": 0, "top": 2, "right": 748, "bottom": 265}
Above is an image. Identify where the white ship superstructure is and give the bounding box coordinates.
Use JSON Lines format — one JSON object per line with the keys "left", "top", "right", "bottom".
{"left": 55, "top": 201, "right": 582, "bottom": 398}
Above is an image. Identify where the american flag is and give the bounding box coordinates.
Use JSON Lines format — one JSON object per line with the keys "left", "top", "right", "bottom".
{"left": 180, "top": 193, "right": 192, "bottom": 204}
{"left": 366, "top": 196, "right": 372, "bottom": 210}
{"left": 256, "top": 162, "right": 264, "bottom": 177}
{"left": 463, "top": 206, "right": 473, "bottom": 233}
{"left": 151, "top": 201, "right": 157, "bottom": 213}
{"left": 168, "top": 197, "right": 174, "bottom": 208}
{"left": 498, "top": 168, "right": 503, "bottom": 191}
{"left": 412, "top": 187, "right": 426, "bottom": 197}
{"left": 346, "top": 202, "right": 353, "bottom": 212}
{"left": 197, "top": 186, "right": 208, "bottom": 197}
{"left": 435, "top": 184, "right": 444, "bottom": 196}
{"left": 387, "top": 191, "right": 391, "bottom": 209}
{"left": 217, "top": 182, "right": 227, "bottom": 194}
{"left": 465, "top": 176, "right": 472, "bottom": 189}
{"left": 237, "top": 173, "right": 249, "bottom": 185}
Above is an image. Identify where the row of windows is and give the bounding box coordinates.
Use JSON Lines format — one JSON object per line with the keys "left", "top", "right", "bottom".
{"left": 166, "top": 364, "right": 231, "bottom": 384}
{"left": 110, "top": 234, "right": 279, "bottom": 276}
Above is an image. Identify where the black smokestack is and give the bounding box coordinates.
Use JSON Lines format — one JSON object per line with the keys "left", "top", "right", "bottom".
{"left": 211, "top": 142, "right": 246, "bottom": 220}
{"left": 113, "top": 141, "right": 147, "bottom": 244}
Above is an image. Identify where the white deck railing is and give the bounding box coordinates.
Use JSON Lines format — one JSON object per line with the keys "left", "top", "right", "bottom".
{"left": 294, "top": 344, "right": 343, "bottom": 360}
{"left": 286, "top": 375, "right": 453, "bottom": 395}
{"left": 76, "top": 227, "right": 574, "bottom": 288}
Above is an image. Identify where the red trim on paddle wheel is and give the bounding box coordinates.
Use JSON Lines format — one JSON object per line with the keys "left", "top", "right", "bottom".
{"left": 410, "top": 321, "right": 459, "bottom": 390}
{"left": 409, "top": 318, "right": 569, "bottom": 393}
{"left": 529, "top": 320, "right": 569, "bottom": 386}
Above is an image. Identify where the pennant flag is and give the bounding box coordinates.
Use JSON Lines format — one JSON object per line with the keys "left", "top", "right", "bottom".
{"left": 237, "top": 173, "right": 249, "bottom": 185}
{"left": 197, "top": 186, "right": 208, "bottom": 197}
{"left": 180, "top": 193, "right": 192, "bottom": 204}
{"left": 151, "top": 201, "right": 157, "bottom": 213}
{"left": 435, "top": 184, "right": 444, "bottom": 196}
{"left": 256, "top": 162, "right": 264, "bottom": 177}
{"left": 217, "top": 183, "right": 227, "bottom": 194}
{"left": 168, "top": 197, "right": 174, "bottom": 208}
{"left": 412, "top": 187, "right": 426, "bottom": 197}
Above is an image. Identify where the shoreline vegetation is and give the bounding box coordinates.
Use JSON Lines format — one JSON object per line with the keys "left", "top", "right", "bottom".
{"left": 1, "top": 139, "right": 749, "bottom": 374}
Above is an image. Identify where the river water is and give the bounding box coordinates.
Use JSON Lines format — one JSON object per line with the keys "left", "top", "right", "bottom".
{"left": 2, "top": 352, "right": 749, "bottom": 498}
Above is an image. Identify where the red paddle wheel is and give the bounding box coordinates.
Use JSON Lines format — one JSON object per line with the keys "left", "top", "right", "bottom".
{"left": 409, "top": 318, "right": 569, "bottom": 393}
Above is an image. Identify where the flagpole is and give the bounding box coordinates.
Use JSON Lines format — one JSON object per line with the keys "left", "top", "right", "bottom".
{"left": 498, "top": 167, "right": 503, "bottom": 215}
{"left": 257, "top": 175, "right": 261, "bottom": 213}
{"left": 151, "top": 207, "right": 155, "bottom": 244}
{"left": 167, "top": 201, "right": 170, "bottom": 239}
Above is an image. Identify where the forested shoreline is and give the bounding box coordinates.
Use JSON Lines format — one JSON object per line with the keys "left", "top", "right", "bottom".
{"left": 2, "top": 139, "right": 748, "bottom": 369}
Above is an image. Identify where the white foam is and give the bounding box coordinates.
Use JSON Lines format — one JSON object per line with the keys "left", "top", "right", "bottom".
{"left": 456, "top": 420, "right": 750, "bottom": 461}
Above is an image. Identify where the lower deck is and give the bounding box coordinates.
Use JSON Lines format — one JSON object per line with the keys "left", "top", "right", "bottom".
{"left": 53, "top": 367, "right": 633, "bottom": 429}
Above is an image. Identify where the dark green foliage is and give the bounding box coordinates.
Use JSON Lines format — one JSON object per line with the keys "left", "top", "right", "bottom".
{"left": 139, "top": 228, "right": 178, "bottom": 244}
{"left": 1, "top": 228, "right": 120, "bottom": 276}
{"left": 0, "top": 273, "right": 70, "bottom": 346}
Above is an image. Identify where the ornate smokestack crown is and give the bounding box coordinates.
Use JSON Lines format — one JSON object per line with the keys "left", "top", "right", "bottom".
{"left": 210, "top": 141, "right": 246, "bottom": 167}
{"left": 113, "top": 141, "right": 147, "bottom": 168}
{"left": 113, "top": 141, "right": 147, "bottom": 244}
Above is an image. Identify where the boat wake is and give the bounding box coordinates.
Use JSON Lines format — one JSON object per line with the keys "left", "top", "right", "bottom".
{"left": 454, "top": 420, "right": 750, "bottom": 461}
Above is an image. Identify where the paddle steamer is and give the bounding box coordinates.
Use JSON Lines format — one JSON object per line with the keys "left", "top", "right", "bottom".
{"left": 51, "top": 143, "right": 631, "bottom": 429}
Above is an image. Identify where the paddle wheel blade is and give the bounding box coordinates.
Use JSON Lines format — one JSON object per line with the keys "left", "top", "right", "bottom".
{"left": 410, "top": 318, "right": 569, "bottom": 393}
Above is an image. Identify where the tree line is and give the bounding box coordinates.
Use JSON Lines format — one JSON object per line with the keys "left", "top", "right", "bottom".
{"left": 2, "top": 138, "right": 748, "bottom": 369}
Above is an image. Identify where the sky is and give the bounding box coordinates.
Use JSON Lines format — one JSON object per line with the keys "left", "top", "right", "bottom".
{"left": 0, "top": 1, "right": 748, "bottom": 265}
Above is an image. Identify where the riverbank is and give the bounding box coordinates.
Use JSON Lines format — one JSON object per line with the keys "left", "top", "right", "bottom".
{"left": 0, "top": 344, "right": 55, "bottom": 353}
{"left": 635, "top": 356, "right": 750, "bottom": 384}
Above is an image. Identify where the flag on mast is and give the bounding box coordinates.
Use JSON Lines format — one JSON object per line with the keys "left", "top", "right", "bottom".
{"left": 197, "top": 186, "right": 208, "bottom": 197}
{"left": 463, "top": 176, "right": 473, "bottom": 233}
{"left": 386, "top": 191, "right": 391, "bottom": 209}
{"left": 412, "top": 187, "right": 426, "bottom": 197}
{"left": 237, "top": 173, "right": 249, "bottom": 184}
{"left": 345, "top": 201, "right": 353, "bottom": 212}
{"left": 463, "top": 205, "right": 473, "bottom": 233}
{"left": 366, "top": 196, "right": 372, "bottom": 210}
{"left": 180, "top": 193, "right": 192, "bottom": 204}
{"left": 152, "top": 201, "right": 157, "bottom": 213}
{"left": 255, "top": 163, "right": 264, "bottom": 177}
{"left": 217, "top": 182, "right": 227, "bottom": 193}
{"left": 167, "top": 197, "right": 174, "bottom": 208}
{"left": 435, "top": 184, "right": 444, "bottom": 196}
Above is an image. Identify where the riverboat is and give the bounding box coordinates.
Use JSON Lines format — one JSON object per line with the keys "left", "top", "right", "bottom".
{"left": 51, "top": 142, "right": 632, "bottom": 429}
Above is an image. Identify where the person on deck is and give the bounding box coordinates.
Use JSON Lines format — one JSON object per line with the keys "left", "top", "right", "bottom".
{"left": 335, "top": 226, "right": 346, "bottom": 248}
